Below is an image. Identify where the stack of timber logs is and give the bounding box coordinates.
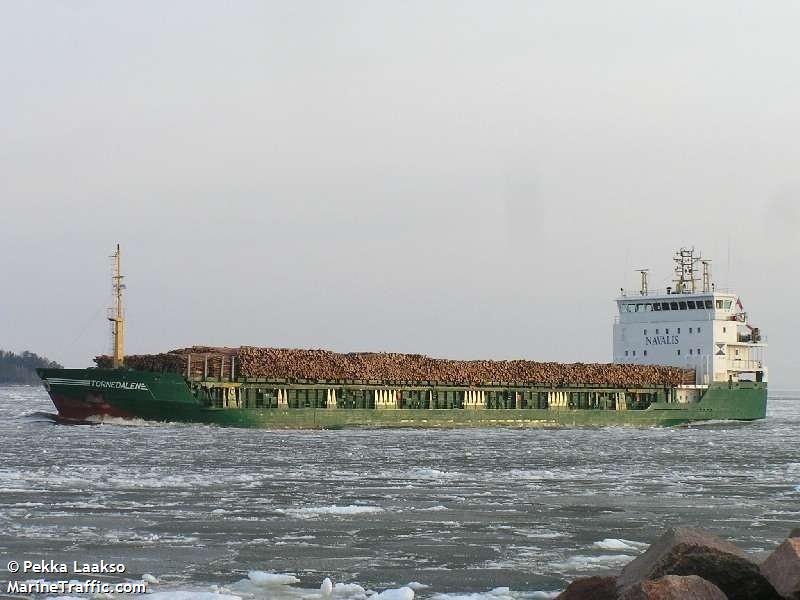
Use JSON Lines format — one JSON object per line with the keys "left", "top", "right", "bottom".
{"left": 95, "top": 346, "right": 695, "bottom": 387}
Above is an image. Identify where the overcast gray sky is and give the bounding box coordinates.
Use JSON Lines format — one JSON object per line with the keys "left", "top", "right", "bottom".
{"left": 2, "top": 1, "right": 798, "bottom": 387}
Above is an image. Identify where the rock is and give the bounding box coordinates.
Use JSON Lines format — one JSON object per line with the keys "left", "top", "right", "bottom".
{"left": 620, "top": 575, "right": 727, "bottom": 600}
{"left": 555, "top": 576, "right": 618, "bottom": 600}
{"left": 761, "top": 537, "right": 800, "bottom": 600}
{"left": 617, "top": 527, "right": 781, "bottom": 600}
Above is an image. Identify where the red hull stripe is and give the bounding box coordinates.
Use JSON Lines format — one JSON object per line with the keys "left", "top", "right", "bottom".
{"left": 50, "top": 393, "right": 135, "bottom": 420}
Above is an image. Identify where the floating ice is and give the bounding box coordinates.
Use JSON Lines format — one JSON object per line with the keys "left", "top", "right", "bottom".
{"left": 143, "top": 573, "right": 160, "bottom": 584}
{"left": 276, "top": 505, "right": 384, "bottom": 518}
{"left": 431, "top": 587, "right": 558, "bottom": 600}
{"left": 332, "top": 582, "right": 368, "bottom": 596}
{"left": 551, "top": 554, "right": 636, "bottom": 571}
{"left": 406, "top": 582, "right": 429, "bottom": 590}
{"left": 371, "top": 587, "right": 414, "bottom": 600}
{"left": 592, "top": 538, "right": 648, "bottom": 552}
{"left": 133, "top": 593, "right": 242, "bottom": 600}
{"left": 247, "top": 571, "right": 300, "bottom": 586}
{"left": 411, "top": 467, "right": 461, "bottom": 479}
{"left": 321, "top": 577, "right": 333, "bottom": 595}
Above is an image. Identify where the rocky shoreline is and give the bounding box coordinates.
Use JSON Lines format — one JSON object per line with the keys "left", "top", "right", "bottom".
{"left": 557, "top": 527, "right": 800, "bottom": 599}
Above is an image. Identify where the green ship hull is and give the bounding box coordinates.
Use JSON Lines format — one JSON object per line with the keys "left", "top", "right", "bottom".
{"left": 37, "top": 368, "right": 767, "bottom": 428}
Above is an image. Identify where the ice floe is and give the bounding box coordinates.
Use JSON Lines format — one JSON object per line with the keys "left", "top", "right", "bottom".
{"left": 592, "top": 538, "right": 649, "bottom": 552}
{"left": 276, "top": 505, "right": 384, "bottom": 518}
{"left": 247, "top": 571, "right": 300, "bottom": 585}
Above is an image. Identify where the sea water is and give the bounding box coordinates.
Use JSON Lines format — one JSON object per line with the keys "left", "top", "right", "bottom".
{"left": 0, "top": 386, "right": 797, "bottom": 599}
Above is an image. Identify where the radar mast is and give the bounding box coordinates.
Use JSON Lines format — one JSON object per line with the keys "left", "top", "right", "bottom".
{"left": 673, "top": 247, "right": 701, "bottom": 294}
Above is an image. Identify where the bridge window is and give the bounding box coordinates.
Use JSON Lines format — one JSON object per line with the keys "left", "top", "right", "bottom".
{"left": 705, "top": 300, "right": 713, "bottom": 308}
{"left": 689, "top": 327, "right": 693, "bottom": 333}
{"left": 679, "top": 301, "right": 687, "bottom": 310}
{"left": 723, "top": 327, "right": 726, "bottom": 333}
{"left": 724, "top": 300, "right": 732, "bottom": 309}
{"left": 653, "top": 303, "right": 661, "bottom": 311}
{"left": 670, "top": 302, "right": 679, "bottom": 310}
{"left": 662, "top": 302, "right": 671, "bottom": 310}
{"left": 687, "top": 301, "right": 696, "bottom": 309}
{"left": 697, "top": 327, "right": 702, "bottom": 333}
{"left": 716, "top": 300, "right": 723, "bottom": 309}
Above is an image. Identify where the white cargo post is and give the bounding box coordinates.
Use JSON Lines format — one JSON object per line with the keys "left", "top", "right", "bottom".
{"left": 278, "top": 389, "right": 288, "bottom": 408}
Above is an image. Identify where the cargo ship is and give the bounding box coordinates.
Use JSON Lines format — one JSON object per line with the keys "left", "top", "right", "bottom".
{"left": 37, "top": 246, "right": 767, "bottom": 428}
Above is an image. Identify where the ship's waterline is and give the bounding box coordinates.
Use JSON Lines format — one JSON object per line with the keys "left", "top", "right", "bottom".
{"left": 37, "top": 367, "right": 767, "bottom": 428}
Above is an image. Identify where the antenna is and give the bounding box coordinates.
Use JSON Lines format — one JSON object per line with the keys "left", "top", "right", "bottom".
{"left": 107, "top": 244, "right": 125, "bottom": 368}
{"left": 636, "top": 269, "right": 649, "bottom": 296}
{"left": 701, "top": 260, "right": 712, "bottom": 293}
{"left": 673, "top": 247, "right": 701, "bottom": 294}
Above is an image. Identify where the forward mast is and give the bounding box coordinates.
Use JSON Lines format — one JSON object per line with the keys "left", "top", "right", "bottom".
{"left": 108, "top": 244, "right": 125, "bottom": 368}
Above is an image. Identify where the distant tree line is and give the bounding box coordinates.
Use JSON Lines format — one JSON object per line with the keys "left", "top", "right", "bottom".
{"left": 0, "top": 350, "right": 62, "bottom": 385}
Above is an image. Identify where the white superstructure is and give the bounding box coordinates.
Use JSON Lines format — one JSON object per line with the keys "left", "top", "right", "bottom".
{"left": 612, "top": 248, "right": 767, "bottom": 385}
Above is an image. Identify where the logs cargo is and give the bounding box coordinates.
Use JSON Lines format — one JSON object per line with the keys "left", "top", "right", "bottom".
{"left": 96, "top": 345, "right": 695, "bottom": 387}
